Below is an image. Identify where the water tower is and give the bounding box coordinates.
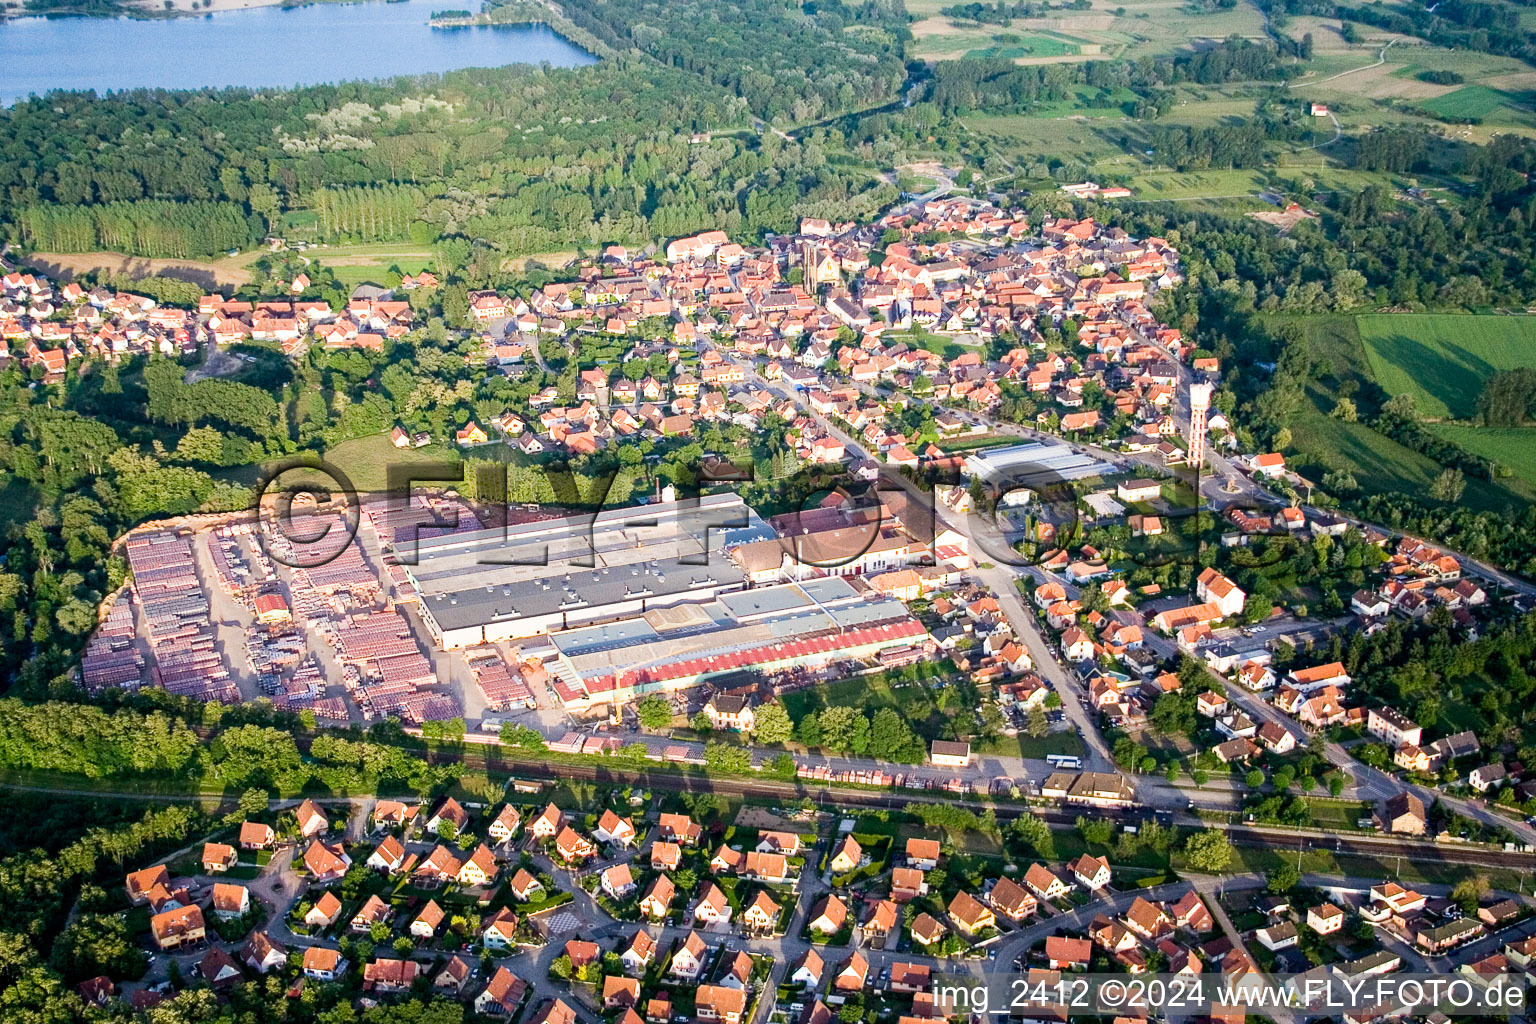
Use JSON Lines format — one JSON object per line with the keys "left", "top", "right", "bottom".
{"left": 1188, "top": 382, "right": 1213, "bottom": 470}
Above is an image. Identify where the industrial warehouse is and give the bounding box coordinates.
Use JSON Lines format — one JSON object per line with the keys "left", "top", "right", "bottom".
{"left": 962, "top": 441, "right": 1116, "bottom": 488}
{"left": 539, "top": 576, "right": 933, "bottom": 711}
{"left": 399, "top": 493, "right": 775, "bottom": 648}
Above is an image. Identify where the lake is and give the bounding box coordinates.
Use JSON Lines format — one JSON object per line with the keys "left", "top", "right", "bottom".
{"left": 0, "top": 0, "right": 597, "bottom": 105}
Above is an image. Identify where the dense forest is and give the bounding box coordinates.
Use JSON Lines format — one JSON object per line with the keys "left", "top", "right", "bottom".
{"left": 0, "top": 0, "right": 917, "bottom": 261}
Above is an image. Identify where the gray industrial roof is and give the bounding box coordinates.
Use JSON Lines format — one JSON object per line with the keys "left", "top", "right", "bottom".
{"left": 964, "top": 442, "right": 1113, "bottom": 486}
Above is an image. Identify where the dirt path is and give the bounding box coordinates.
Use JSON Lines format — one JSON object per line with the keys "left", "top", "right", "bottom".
{"left": 1287, "top": 37, "right": 1397, "bottom": 89}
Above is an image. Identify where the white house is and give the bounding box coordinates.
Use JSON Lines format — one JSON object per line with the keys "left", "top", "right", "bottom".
{"left": 1195, "top": 567, "right": 1246, "bottom": 618}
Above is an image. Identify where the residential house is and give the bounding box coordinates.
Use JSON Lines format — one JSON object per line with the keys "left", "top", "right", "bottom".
{"left": 240, "top": 931, "right": 287, "bottom": 974}
{"left": 458, "top": 844, "right": 499, "bottom": 887}
{"left": 695, "top": 883, "right": 732, "bottom": 925}
{"left": 1367, "top": 706, "right": 1423, "bottom": 749}
{"left": 906, "top": 838, "right": 941, "bottom": 871}
{"left": 1196, "top": 568, "right": 1246, "bottom": 618}
{"left": 670, "top": 932, "right": 711, "bottom": 980}
{"left": 434, "top": 956, "right": 474, "bottom": 995}
{"left": 790, "top": 949, "right": 823, "bottom": 989}
{"left": 239, "top": 822, "right": 275, "bottom": 850}
{"left": 659, "top": 813, "right": 702, "bottom": 846}
{"left": 1307, "top": 903, "right": 1345, "bottom": 935}
{"left": 704, "top": 693, "right": 756, "bottom": 732}
{"left": 210, "top": 882, "right": 250, "bottom": 920}
{"left": 948, "top": 891, "right": 996, "bottom": 936}
{"left": 696, "top": 985, "right": 748, "bottom": 1024}
{"left": 595, "top": 810, "right": 637, "bottom": 847}
{"left": 602, "top": 863, "right": 638, "bottom": 900}
{"left": 830, "top": 835, "right": 863, "bottom": 874}
{"left": 1124, "top": 897, "right": 1171, "bottom": 942}
{"left": 989, "top": 877, "right": 1038, "bottom": 922}
{"left": 835, "top": 951, "right": 870, "bottom": 992}
{"left": 641, "top": 875, "right": 676, "bottom": 920}
{"left": 910, "top": 912, "right": 947, "bottom": 948}
{"left": 302, "top": 947, "right": 346, "bottom": 981}
{"left": 363, "top": 959, "right": 420, "bottom": 993}
{"left": 743, "top": 890, "right": 781, "bottom": 934}
{"left": 350, "top": 895, "right": 392, "bottom": 934}
{"left": 555, "top": 826, "right": 595, "bottom": 863}
{"left": 426, "top": 797, "right": 469, "bottom": 835}
{"left": 1024, "top": 863, "right": 1071, "bottom": 900}
{"left": 201, "top": 842, "right": 237, "bottom": 874}
{"left": 1046, "top": 935, "right": 1092, "bottom": 971}
{"left": 1471, "top": 764, "right": 1507, "bottom": 793}
{"left": 295, "top": 799, "right": 329, "bottom": 837}
{"left": 1069, "top": 853, "right": 1111, "bottom": 891}
{"left": 302, "top": 840, "right": 351, "bottom": 883}
{"left": 305, "top": 892, "right": 343, "bottom": 929}
{"left": 1257, "top": 922, "right": 1298, "bottom": 951}
{"left": 1378, "top": 793, "right": 1427, "bottom": 836}
{"left": 487, "top": 805, "right": 521, "bottom": 844}
{"left": 509, "top": 868, "right": 544, "bottom": 902}
{"left": 891, "top": 866, "right": 927, "bottom": 902}
{"left": 621, "top": 929, "right": 657, "bottom": 974}
{"left": 1171, "top": 891, "right": 1213, "bottom": 932}
{"left": 151, "top": 905, "right": 206, "bottom": 951}
{"left": 808, "top": 894, "right": 849, "bottom": 936}
{"left": 651, "top": 841, "right": 683, "bottom": 871}
{"left": 475, "top": 967, "right": 529, "bottom": 1017}
{"left": 412, "top": 900, "right": 446, "bottom": 939}
{"left": 604, "top": 976, "right": 642, "bottom": 1010}
{"left": 367, "top": 835, "right": 407, "bottom": 874}
{"left": 481, "top": 907, "right": 520, "bottom": 950}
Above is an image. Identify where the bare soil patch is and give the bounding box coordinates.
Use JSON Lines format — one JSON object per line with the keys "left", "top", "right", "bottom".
{"left": 29, "top": 251, "right": 252, "bottom": 289}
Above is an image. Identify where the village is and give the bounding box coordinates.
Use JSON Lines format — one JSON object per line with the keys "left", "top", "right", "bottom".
{"left": 3, "top": 191, "right": 1536, "bottom": 1000}
{"left": 11, "top": 188, "right": 1527, "bottom": 860}
{"left": 92, "top": 778, "right": 1536, "bottom": 1022}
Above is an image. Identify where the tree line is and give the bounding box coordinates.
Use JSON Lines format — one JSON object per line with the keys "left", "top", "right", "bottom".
{"left": 17, "top": 199, "right": 257, "bottom": 259}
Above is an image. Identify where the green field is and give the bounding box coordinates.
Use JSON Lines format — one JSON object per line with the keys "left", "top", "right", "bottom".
{"left": 966, "top": 31, "right": 1084, "bottom": 58}
{"left": 1426, "top": 425, "right": 1536, "bottom": 493}
{"left": 1418, "top": 85, "right": 1519, "bottom": 120}
{"left": 1357, "top": 314, "right": 1536, "bottom": 420}
{"left": 1261, "top": 314, "right": 1534, "bottom": 513}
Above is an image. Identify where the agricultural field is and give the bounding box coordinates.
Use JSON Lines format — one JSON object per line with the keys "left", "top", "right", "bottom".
{"left": 1262, "top": 314, "right": 1534, "bottom": 513}
{"left": 1425, "top": 425, "right": 1536, "bottom": 497}
{"left": 1357, "top": 314, "right": 1536, "bottom": 420}
{"left": 1125, "top": 167, "right": 1384, "bottom": 200}
{"left": 298, "top": 242, "right": 436, "bottom": 290}
{"left": 908, "top": 0, "right": 1264, "bottom": 62}
{"left": 1418, "top": 85, "right": 1526, "bottom": 121}
{"left": 1275, "top": 37, "right": 1536, "bottom": 139}
{"left": 965, "top": 30, "right": 1090, "bottom": 59}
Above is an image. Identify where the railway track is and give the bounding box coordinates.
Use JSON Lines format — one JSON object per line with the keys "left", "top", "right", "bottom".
{"left": 430, "top": 746, "right": 1536, "bottom": 872}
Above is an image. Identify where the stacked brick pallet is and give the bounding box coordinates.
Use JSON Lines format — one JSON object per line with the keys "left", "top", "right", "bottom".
{"left": 126, "top": 530, "right": 238, "bottom": 703}
{"left": 80, "top": 592, "right": 143, "bottom": 691}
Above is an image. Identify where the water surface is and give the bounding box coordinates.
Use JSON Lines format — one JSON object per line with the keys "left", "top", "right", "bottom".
{"left": 0, "top": 0, "right": 596, "bottom": 104}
